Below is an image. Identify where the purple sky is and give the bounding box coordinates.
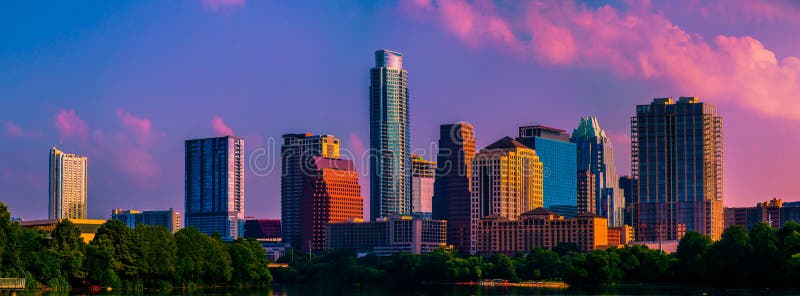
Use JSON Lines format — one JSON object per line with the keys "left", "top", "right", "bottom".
{"left": 2, "top": 0, "right": 799, "bottom": 220}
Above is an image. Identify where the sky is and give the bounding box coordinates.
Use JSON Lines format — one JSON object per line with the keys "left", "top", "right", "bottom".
{"left": 1, "top": 0, "right": 799, "bottom": 220}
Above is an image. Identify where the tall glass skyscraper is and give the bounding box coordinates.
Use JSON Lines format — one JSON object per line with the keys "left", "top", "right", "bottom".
{"left": 281, "top": 133, "right": 340, "bottom": 247}
{"left": 631, "top": 97, "right": 723, "bottom": 241}
{"left": 185, "top": 136, "right": 244, "bottom": 241}
{"left": 369, "top": 49, "right": 410, "bottom": 220}
{"left": 571, "top": 116, "right": 624, "bottom": 227}
{"left": 517, "top": 126, "right": 577, "bottom": 218}
{"left": 433, "top": 122, "right": 475, "bottom": 254}
{"left": 49, "top": 146, "right": 88, "bottom": 220}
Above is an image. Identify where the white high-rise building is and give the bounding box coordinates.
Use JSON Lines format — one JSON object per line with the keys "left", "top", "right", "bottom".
{"left": 49, "top": 147, "right": 88, "bottom": 220}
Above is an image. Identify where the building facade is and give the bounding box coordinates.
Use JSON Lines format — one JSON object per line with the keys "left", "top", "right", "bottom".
{"left": 631, "top": 97, "right": 724, "bottom": 241}
{"left": 301, "top": 156, "right": 364, "bottom": 253}
{"left": 111, "top": 208, "right": 182, "bottom": 233}
{"left": 22, "top": 219, "right": 106, "bottom": 243}
{"left": 369, "top": 49, "right": 411, "bottom": 220}
{"left": 281, "top": 133, "right": 340, "bottom": 247}
{"left": 411, "top": 154, "right": 435, "bottom": 218}
{"left": 517, "top": 126, "right": 577, "bottom": 218}
{"left": 577, "top": 170, "right": 596, "bottom": 215}
{"left": 724, "top": 198, "right": 800, "bottom": 230}
{"left": 474, "top": 208, "right": 609, "bottom": 255}
{"left": 185, "top": 136, "right": 245, "bottom": 240}
{"left": 49, "top": 147, "right": 88, "bottom": 220}
{"left": 432, "top": 122, "right": 476, "bottom": 254}
{"left": 327, "top": 216, "right": 446, "bottom": 255}
{"left": 244, "top": 218, "right": 282, "bottom": 241}
{"left": 619, "top": 176, "right": 637, "bottom": 227}
{"left": 571, "top": 116, "right": 624, "bottom": 227}
{"left": 470, "top": 137, "right": 543, "bottom": 254}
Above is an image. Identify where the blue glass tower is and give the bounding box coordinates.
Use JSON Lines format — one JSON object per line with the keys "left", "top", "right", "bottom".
{"left": 369, "top": 49, "right": 411, "bottom": 220}
{"left": 571, "top": 117, "right": 624, "bottom": 227}
{"left": 517, "top": 126, "right": 577, "bottom": 217}
{"left": 185, "top": 136, "right": 245, "bottom": 240}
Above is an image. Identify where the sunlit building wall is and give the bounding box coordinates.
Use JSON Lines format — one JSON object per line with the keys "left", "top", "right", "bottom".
{"left": 49, "top": 147, "right": 88, "bottom": 220}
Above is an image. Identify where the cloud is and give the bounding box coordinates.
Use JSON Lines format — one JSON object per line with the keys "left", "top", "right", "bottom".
{"left": 202, "top": 0, "right": 245, "bottom": 11}
{"left": 404, "top": 0, "right": 800, "bottom": 121}
{"left": 117, "top": 110, "right": 152, "bottom": 146}
{"left": 54, "top": 109, "right": 89, "bottom": 139}
{"left": 348, "top": 132, "right": 366, "bottom": 159}
{"left": 211, "top": 116, "right": 234, "bottom": 136}
{"left": 3, "top": 121, "right": 40, "bottom": 139}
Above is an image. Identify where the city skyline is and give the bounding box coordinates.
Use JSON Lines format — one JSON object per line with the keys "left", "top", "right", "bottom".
{"left": 3, "top": 1, "right": 800, "bottom": 221}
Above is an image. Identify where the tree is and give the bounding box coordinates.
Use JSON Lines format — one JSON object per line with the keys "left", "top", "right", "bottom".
{"left": 228, "top": 238, "right": 272, "bottom": 287}
{"left": 749, "top": 222, "right": 779, "bottom": 285}
{"left": 83, "top": 236, "right": 121, "bottom": 288}
{"left": 92, "top": 220, "right": 137, "bottom": 283}
{"left": 707, "top": 225, "right": 752, "bottom": 285}
{"left": 674, "top": 231, "right": 712, "bottom": 283}
{"left": 518, "top": 248, "right": 561, "bottom": 280}
{"left": 134, "top": 225, "right": 177, "bottom": 288}
{"left": 50, "top": 220, "right": 86, "bottom": 288}
{"left": 487, "top": 253, "right": 517, "bottom": 281}
{"left": 583, "top": 249, "right": 623, "bottom": 284}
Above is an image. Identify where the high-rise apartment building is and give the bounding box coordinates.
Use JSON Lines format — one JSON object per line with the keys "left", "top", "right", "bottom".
{"left": 619, "top": 176, "right": 637, "bottom": 227}
{"left": 432, "top": 122, "right": 476, "bottom": 254}
{"left": 111, "top": 208, "right": 182, "bottom": 233}
{"left": 470, "top": 137, "right": 543, "bottom": 254}
{"left": 518, "top": 126, "right": 577, "bottom": 217}
{"left": 411, "top": 155, "right": 435, "bottom": 218}
{"left": 577, "top": 169, "right": 596, "bottom": 215}
{"left": 281, "top": 133, "right": 340, "bottom": 247}
{"left": 185, "top": 136, "right": 245, "bottom": 241}
{"left": 49, "top": 147, "right": 88, "bottom": 220}
{"left": 370, "top": 49, "right": 411, "bottom": 220}
{"left": 301, "top": 156, "right": 364, "bottom": 253}
{"left": 571, "top": 116, "right": 624, "bottom": 227}
{"left": 631, "top": 97, "right": 724, "bottom": 241}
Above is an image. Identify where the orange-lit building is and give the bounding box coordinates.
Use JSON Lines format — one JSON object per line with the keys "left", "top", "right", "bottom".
{"left": 474, "top": 208, "right": 610, "bottom": 255}
{"left": 608, "top": 225, "right": 635, "bottom": 246}
{"left": 301, "top": 156, "right": 363, "bottom": 253}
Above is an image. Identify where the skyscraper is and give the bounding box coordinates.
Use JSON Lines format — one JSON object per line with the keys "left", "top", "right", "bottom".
{"left": 281, "top": 133, "right": 340, "bottom": 247}
{"left": 49, "top": 147, "right": 88, "bottom": 220}
{"left": 517, "top": 126, "right": 578, "bottom": 217}
{"left": 185, "top": 136, "right": 245, "bottom": 241}
{"left": 432, "top": 122, "right": 475, "bottom": 253}
{"left": 618, "top": 175, "right": 637, "bottom": 227}
{"left": 470, "top": 137, "right": 543, "bottom": 254}
{"left": 631, "top": 97, "right": 724, "bottom": 241}
{"left": 411, "top": 154, "right": 435, "bottom": 218}
{"left": 301, "top": 156, "right": 363, "bottom": 253}
{"left": 370, "top": 49, "right": 410, "bottom": 220}
{"left": 577, "top": 169, "right": 596, "bottom": 215}
{"left": 571, "top": 116, "right": 624, "bottom": 227}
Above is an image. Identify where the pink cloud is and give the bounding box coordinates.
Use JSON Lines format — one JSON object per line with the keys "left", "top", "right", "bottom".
{"left": 54, "top": 109, "right": 89, "bottom": 139}
{"left": 348, "top": 132, "right": 366, "bottom": 159}
{"left": 116, "top": 110, "right": 153, "bottom": 146}
{"left": 211, "top": 116, "right": 234, "bottom": 136}
{"left": 3, "top": 121, "right": 40, "bottom": 139}
{"left": 202, "top": 0, "right": 245, "bottom": 11}
{"left": 405, "top": 0, "right": 800, "bottom": 121}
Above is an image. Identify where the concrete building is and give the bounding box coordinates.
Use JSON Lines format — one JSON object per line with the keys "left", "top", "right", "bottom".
{"left": 281, "top": 133, "right": 340, "bottom": 247}
{"left": 470, "top": 137, "right": 543, "bottom": 254}
{"left": 571, "top": 116, "right": 624, "bottom": 227}
{"left": 432, "top": 122, "right": 476, "bottom": 254}
{"left": 517, "top": 126, "right": 578, "bottom": 218}
{"left": 111, "top": 208, "right": 181, "bottom": 233}
{"left": 411, "top": 154, "right": 435, "bottom": 218}
{"left": 577, "top": 170, "right": 596, "bottom": 215}
{"left": 370, "top": 49, "right": 411, "bottom": 220}
{"left": 327, "top": 216, "right": 446, "bottom": 255}
{"left": 608, "top": 225, "right": 635, "bottom": 246}
{"left": 301, "top": 156, "right": 363, "bottom": 253}
{"left": 631, "top": 97, "right": 724, "bottom": 241}
{"left": 474, "top": 208, "right": 609, "bottom": 255}
{"left": 725, "top": 198, "right": 800, "bottom": 230}
{"left": 49, "top": 147, "right": 88, "bottom": 220}
{"left": 22, "top": 219, "right": 106, "bottom": 243}
{"left": 244, "top": 218, "right": 282, "bottom": 241}
{"left": 185, "top": 136, "right": 245, "bottom": 241}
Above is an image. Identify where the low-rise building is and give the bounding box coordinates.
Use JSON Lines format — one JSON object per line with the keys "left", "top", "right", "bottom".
{"left": 111, "top": 208, "right": 182, "bottom": 233}
{"left": 327, "top": 216, "right": 446, "bottom": 255}
{"left": 21, "top": 219, "right": 106, "bottom": 243}
{"left": 608, "top": 225, "right": 635, "bottom": 246}
{"left": 725, "top": 198, "right": 800, "bottom": 230}
{"left": 244, "top": 218, "right": 282, "bottom": 241}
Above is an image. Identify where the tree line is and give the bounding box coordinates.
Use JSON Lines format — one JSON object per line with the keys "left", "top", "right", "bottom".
{"left": 272, "top": 221, "right": 800, "bottom": 287}
{"left": 0, "top": 202, "right": 272, "bottom": 290}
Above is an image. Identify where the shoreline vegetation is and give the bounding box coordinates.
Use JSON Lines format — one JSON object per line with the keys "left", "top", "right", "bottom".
{"left": 2, "top": 201, "right": 800, "bottom": 293}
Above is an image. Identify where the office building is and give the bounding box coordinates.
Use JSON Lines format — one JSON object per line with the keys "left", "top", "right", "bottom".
{"left": 432, "top": 122, "right": 476, "bottom": 254}
{"left": 619, "top": 176, "right": 637, "bottom": 227}
{"left": 185, "top": 136, "right": 245, "bottom": 241}
{"left": 301, "top": 156, "right": 364, "bottom": 253}
{"left": 470, "top": 137, "right": 543, "bottom": 254}
{"left": 631, "top": 97, "right": 724, "bottom": 241}
{"left": 571, "top": 116, "right": 624, "bottom": 227}
{"left": 281, "top": 133, "right": 340, "bottom": 247}
{"left": 724, "top": 198, "right": 800, "bottom": 230}
{"left": 111, "top": 208, "right": 182, "bottom": 233}
{"left": 411, "top": 154, "right": 435, "bottom": 218}
{"left": 577, "top": 170, "right": 596, "bottom": 215}
{"left": 518, "top": 126, "right": 577, "bottom": 217}
{"left": 327, "top": 216, "right": 446, "bottom": 255}
{"left": 370, "top": 49, "right": 411, "bottom": 220}
{"left": 244, "top": 218, "right": 282, "bottom": 241}
{"left": 49, "top": 147, "right": 88, "bottom": 220}
{"left": 474, "top": 208, "right": 609, "bottom": 255}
